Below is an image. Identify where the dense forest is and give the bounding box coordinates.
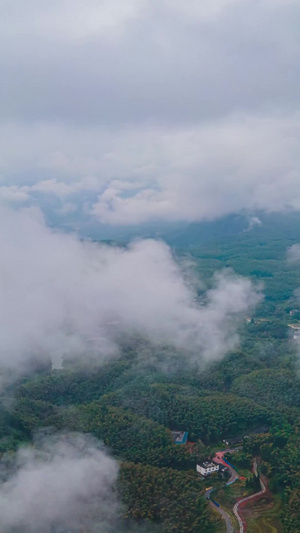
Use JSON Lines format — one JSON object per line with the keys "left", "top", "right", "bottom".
{"left": 1, "top": 220, "right": 300, "bottom": 532}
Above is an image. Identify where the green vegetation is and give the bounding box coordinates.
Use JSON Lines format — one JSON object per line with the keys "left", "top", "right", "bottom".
{"left": 242, "top": 494, "right": 283, "bottom": 533}
{"left": 232, "top": 369, "right": 300, "bottom": 408}
{"left": 2, "top": 218, "right": 300, "bottom": 531}
{"left": 120, "top": 462, "right": 211, "bottom": 532}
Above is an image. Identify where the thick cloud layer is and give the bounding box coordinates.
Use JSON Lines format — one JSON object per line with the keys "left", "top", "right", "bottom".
{"left": 0, "top": 207, "right": 261, "bottom": 373}
{"left": 0, "top": 0, "right": 300, "bottom": 224}
{"left": 0, "top": 433, "right": 119, "bottom": 532}
{"left": 1, "top": 116, "right": 300, "bottom": 224}
{"left": 1, "top": 0, "right": 298, "bottom": 124}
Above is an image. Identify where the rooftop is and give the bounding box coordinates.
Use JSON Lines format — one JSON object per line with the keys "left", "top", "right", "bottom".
{"left": 223, "top": 436, "right": 243, "bottom": 444}
{"left": 171, "top": 431, "right": 188, "bottom": 445}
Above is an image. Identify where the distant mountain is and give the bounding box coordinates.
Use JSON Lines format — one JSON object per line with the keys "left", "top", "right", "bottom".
{"left": 44, "top": 202, "right": 300, "bottom": 251}
{"left": 77, "top": 211, "right": 300, "bottom": 250}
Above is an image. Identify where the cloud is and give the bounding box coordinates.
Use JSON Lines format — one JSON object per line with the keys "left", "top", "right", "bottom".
{"left": 0, "top": 206, "right": 262, "bottom": 375}
{"left": 287, "top": 244, "right": 300, "bottom": 263}
{"left": 0, "top": 0, "right": 299, "bottom": 125}
{"left": 0, "top": 1, "right": 299, "bottom": 225}
{"left": 0, "top": 432, "right": 120, "bottom": 532}
{"left": 0, "top": 186, "right": 30, "bottom": 204}
{"left": 244, "top": 216, "right": 262, "bottom": 232}
{"left": 91, "top": 118, "right": 300, "bottom": 225}
{"left": 1, "top": 114, "right": 300, "bottom": 225}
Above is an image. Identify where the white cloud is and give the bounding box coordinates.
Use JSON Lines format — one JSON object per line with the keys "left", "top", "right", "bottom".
{"left": 0, "top": 206, "right": 262, "bottom": 375}
{"left": 90, "top": 115, "right": 300, "bottom": 224}
{"left": 287, "top": 244, "right": 300, "bottom": 263}
{"left": 0, "top": 115, "right": 300, "bottom": 224}
{"left": 0, "top": 186, "right": 30, "bottom": 204}
{"left": 0, "top": 432, "right": 119, "bottom": 532}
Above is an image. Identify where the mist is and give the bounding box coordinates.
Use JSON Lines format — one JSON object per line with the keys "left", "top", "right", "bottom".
{"left": 0, "top": 206, "right": 262, "bottom": 377}
{"left": 0, "top": 432, "right": 119, "bottom": 532}
{"left": 287, "top": 243, "right": 300, "bottom": 263}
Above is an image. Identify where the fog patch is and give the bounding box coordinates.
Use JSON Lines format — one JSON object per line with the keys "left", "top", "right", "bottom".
{"left": 0, "top": 207, "right": 262, "bottom": 379}
{"left": 0, "top": 432, "right": 119, "bottom": 532}
{"left": 287, "top": 243, "right": 300, "bottom": 263}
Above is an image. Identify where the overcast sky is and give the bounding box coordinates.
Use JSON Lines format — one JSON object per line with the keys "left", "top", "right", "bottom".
{"left": 0, "top": 0, "right": 299, "bottom": 224}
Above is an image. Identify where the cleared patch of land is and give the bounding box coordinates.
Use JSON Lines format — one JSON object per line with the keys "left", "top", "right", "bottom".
{"left": 241, "top": 493, "right": 283, "bottom": 533}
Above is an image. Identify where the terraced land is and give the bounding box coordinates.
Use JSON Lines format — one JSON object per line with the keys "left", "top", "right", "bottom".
{"left": 241, "top": 494, "right": 283, "bottom": 533}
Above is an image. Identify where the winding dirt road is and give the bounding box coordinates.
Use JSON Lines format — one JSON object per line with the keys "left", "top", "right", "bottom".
{"left": 206, "top": 449, "right": 240, "bottom": 533}
{"left": 232, "top": 459, "right": 266, "bottom": 533}
{"left": 213, "top": 449, "right": 240, "bottom": 484}
{"left": 206, "top": 454, "right": 267, "bottom": 533}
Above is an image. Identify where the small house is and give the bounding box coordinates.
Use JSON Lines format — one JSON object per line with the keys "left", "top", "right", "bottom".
{"left": 171, "top": 431, "right": 188, "bottom": 444}
{"left": 196, "top": 462, "right": 219, "bottom": 476}
{"left": 222, "top": 436, "right": 243, "bottom": 446}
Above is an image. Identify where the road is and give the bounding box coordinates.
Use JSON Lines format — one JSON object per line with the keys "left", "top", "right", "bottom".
{"left": 232, "top": 459, "right": 266, "bottom": 533}
{"left": 205, "top": 475, "right": 235, "bottom": 533}
{"left": 204, "top": 449, "right": 240, "bottom": 533}
{"left": 213, "top": 450, "right": 240, "bottom": 485}
{"left": 209, "top": 498, "right": 234, "bottom": 533}
{"left": 204, "top": 454, "right": 268, "bottom": 533}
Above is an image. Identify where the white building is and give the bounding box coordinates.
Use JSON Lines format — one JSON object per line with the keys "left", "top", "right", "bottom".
{"left": 196, "top": 462, "right": 219, "bottom": 476}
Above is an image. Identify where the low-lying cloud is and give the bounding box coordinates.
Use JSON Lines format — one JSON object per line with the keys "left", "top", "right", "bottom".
{"left": 287, "top": 243, "right": 300, "bottom": 263}
{"left": 0, "top": 432, "right": 119, "bottom": 532}
{"left": 0, "top": 206, "right": 262, "bottom": 375}
{"left": 1, "top": 114, "right": 300, "bottom": 226}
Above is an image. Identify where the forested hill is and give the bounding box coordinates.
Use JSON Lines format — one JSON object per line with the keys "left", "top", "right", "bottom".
{"left": 161, "top": 211, "right": 300, "bottom": 249}
{"left": 71, "top": 210, "right": 300, "bottom": 248}
{"left": 168, "top": 212, "right": 300, "bottom": 312}
{"left": 4, "top": 331, "right": 300, "bottom": 531}
{"left": 1, "top": 219, "right": 300, "bottom": 531}
{"left": 85, "top": 210, "right": 300, "bottom": 309}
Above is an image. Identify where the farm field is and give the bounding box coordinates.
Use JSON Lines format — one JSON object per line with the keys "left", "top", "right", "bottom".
{"left": 242, "top": 494, "right": 283, "bottom": 533}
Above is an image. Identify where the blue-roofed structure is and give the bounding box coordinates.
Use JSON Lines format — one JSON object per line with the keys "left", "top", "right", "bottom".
{"left": 171, "top": 431, "right": 188, "bottom": 444}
